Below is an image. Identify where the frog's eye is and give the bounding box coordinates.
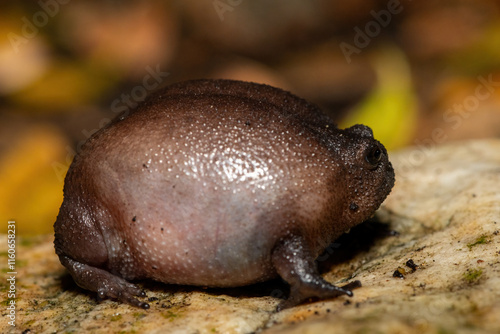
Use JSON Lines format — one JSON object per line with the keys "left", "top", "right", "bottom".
{"left": 364, "top": 144, "right": 383, "bottom": 168}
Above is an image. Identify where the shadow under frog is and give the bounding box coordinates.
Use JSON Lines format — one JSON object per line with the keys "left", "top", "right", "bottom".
{"left": 54, "top": 79, "right": 395, "bottom": 310}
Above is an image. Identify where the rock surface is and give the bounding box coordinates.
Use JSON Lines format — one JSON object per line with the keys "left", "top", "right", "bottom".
{"left": 1, "top": 139, "right": 499, "bottom": 333}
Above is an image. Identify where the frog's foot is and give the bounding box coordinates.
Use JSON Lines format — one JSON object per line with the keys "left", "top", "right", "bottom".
{"left": 59, "top": 255, "right": 150, "bottom": 309}
{"left": 276, "top": 280, "right": 361, "bottom": 311}
{"left": 272, "top": 236, "right": 362, "bottom": 311}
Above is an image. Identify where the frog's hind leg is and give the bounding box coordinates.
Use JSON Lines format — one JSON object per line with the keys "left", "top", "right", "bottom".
{"left": 54, "top": 201, "right": 149, "bottom": 309}
{"left": 58, "top": 255, "right": 150, "bottom": 309}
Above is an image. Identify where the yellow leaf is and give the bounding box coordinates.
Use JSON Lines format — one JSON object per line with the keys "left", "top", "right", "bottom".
{"left": 0, "top": 125, "right": 69, "bottom": 235}
{"left": 8, "top": 61, "right": 118, "bottom": 112}
{"left": 340, "top": 45, "right": 418, "bottom": 150}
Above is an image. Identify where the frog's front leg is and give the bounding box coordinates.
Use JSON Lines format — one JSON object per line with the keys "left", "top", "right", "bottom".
{"left": 271, "top": 235, "right": 361, "bottom": 311}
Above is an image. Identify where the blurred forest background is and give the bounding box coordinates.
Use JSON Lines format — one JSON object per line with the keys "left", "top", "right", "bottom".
{"left": 1, "top": 0, "right": 500, "bottom": 234}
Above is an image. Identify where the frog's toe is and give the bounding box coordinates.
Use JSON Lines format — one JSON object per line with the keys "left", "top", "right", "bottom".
{"left": 97, "top": 279, "right": 150, "bottom": 309}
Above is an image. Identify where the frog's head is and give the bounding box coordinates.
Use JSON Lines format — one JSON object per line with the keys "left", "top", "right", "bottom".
{"left": 330, "top": 124, "right": 395, "bottom": 227}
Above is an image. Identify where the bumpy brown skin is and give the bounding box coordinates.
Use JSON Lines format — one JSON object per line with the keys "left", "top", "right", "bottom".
{"left": 54, "top": 79, "right": 395, "bottom": 310}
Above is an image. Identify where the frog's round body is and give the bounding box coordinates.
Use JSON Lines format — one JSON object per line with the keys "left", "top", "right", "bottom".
{"left": 54, "top": 79, "right": 395, "bottom": 309}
